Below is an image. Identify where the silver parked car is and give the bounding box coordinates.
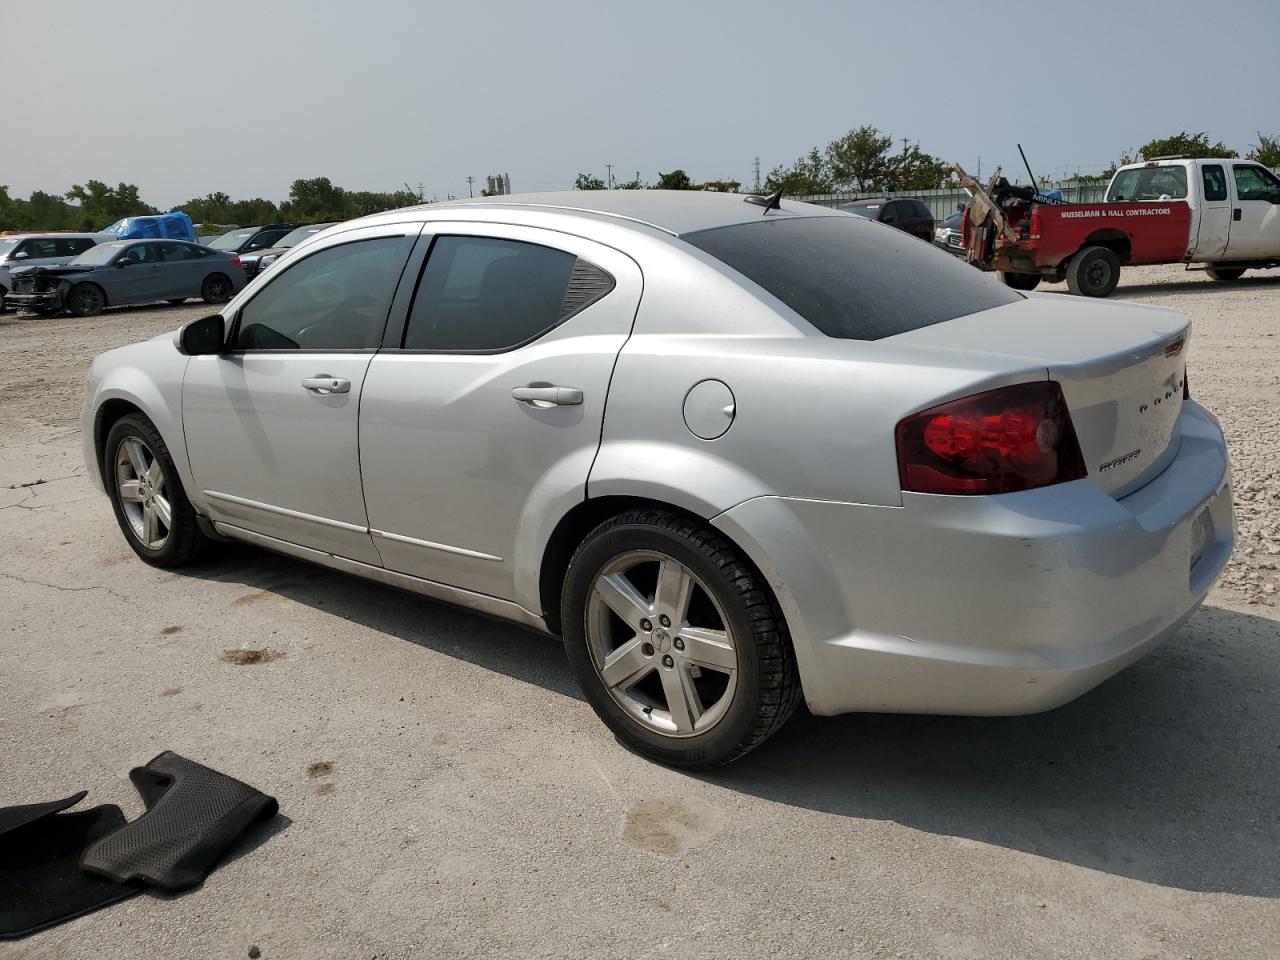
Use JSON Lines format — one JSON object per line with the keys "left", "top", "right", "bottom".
{"left": 80, "top": 191, "right": 1234, "bottom": 767}
{"left": 7, "top": 239, "right": 245, "bottom": 316}
{"left": 0, "top": 233, "right": 104, "bottom": 312}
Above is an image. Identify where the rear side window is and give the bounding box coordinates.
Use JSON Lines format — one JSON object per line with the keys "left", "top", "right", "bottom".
{"left": 914, "top": 200, "right": 934, "bottom": 219}
{"left": 234, "top": 236, "right": 411, "bottom": 351}
{"left": 1201, "top": 165, "right": 1227, "bottom": 202}
{"left": 683, "top": 216, "right": 1021, "bottom": 341}
{"left": 1107, "top": 165, "right": 1189, "bottom": 201}
{"left": 402, "top": 236, "right": 612, "bottom": 352}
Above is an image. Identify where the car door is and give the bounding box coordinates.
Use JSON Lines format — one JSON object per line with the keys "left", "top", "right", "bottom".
{"left": 1194, "top": 163, "right": 1231, "bottom": 259}
{"left": 359, "top": 223, "right": 642, "bottom": 601}
{"left": 104, "top": 243, "right": 165, "bottom": 305}
{"left": 182, "top": 223, "right": 421, "bottom": 564}
{"left": 157, "top": 242, "right": 207, "bottom": 298}
{"left": 1224, "top": 164, "right": 1280, "bottom": 260}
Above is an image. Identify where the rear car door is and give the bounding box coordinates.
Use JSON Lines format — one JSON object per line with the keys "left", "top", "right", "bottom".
{"left": 359, "top": 223, "right": 641, "bottom": 601}
{"left": 182, "top": 223, "right": 421, "bottom": 563}
{"left": 1224, "top": 164, "right": 1280, "bottom": 260}
{"left": 1194, "top": 163, "right": 1231, "bottom": 259}
{"left": 155, "top": 242, "right": 202, "bottom": 298}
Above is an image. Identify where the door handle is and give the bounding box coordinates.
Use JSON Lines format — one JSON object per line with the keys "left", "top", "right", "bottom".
{"left": 1234, "top": 208, "right": 1242, "bottom": 221}
{"left": 302, "top": 375, "right": 351, "bottom": 395}
{"left": 511, "top": 384, "right": 583, "bottom": 407}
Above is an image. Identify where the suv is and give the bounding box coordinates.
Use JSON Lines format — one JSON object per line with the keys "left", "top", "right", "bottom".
{"left": 837, "top": 198, "right": 935, "bottom": 241}
{"left": 0, "top": 233, "right": 103, "bottom": 312}
{"left": 204, "top": 224, "right": 294, "bottom": 258}
{"left": 239, "top": 222, "right": 339, "bottom": 280}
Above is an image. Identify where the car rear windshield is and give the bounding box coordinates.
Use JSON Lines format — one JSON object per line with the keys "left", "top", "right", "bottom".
{"left": 839, "top": 204, "right": 879, "bottom": 218}
{"left": 682, "top": 216, "right": 1021, "bottom": 341}
{"left": 1106, "top": 165, "right": 1189, "bottom": 201}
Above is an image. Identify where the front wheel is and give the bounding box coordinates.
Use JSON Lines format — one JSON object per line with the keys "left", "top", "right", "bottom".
{"left": 561, "top": 509, "right": 801, "bottom": 768}
{"left": 1206, "top": 266, "right": 1246, "bottom": 283}
{"left": 201, "top": 273, "right": 232, "bottom": 304}
{"left": 999, "top": 271, "right": 1042, "bottom": 291}
{"left": 104, "top": 414, "right": 207, "bottom": 567}
{"left": 67, "top": 282, "right": 105, "bottom": 316}
{"left": 1065, "top": 245, "right": 1121, "bottom": 297}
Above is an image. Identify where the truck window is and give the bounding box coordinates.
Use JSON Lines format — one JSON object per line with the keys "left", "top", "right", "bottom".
{"left": 1107, "top": 166, "right": 1188, "bottom": 202}
{"left": 1201, "top": 165, "right": 1227, "bottom": 202}
{"left": 1232, "top": 165, "right": 1280, "bottom": 202}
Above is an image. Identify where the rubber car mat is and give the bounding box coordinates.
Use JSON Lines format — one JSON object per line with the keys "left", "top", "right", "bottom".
{"left": 0, "top": 793, "right": 140, "bottom": 940}
{"left": 81, "top": 751, "right": 279, "bottom": 892}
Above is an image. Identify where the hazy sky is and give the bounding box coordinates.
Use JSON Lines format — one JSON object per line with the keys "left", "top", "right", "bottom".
{"left": 8, "top": 0, "right": 1278, "bottom": 207}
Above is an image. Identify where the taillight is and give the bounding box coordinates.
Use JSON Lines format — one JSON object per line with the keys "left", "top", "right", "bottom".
{"left": 895, "top": 381, "right": 1087, "bottom": 495}
{"left": 1028, "top": 206, "right": 1042, "bottom": 240}
{"left": 230, "top": 255, "right": 241, "bottom": 266}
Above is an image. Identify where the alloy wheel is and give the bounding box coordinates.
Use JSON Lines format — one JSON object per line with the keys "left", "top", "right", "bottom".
{"left": 115, "top": 437, "right": 171, "bottom": 549}
{"left": 586, "top": 549, "right": 738, "bottom": 737}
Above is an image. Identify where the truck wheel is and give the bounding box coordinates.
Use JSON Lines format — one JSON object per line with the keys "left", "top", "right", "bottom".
{"left": 1206, "top": 266, "right": 1246, "bottom": 283}
{"left": 1065, "top": 246, "right": 1121, "bottom": 298}
{"left": 999, "top": 271, "right": 1041, "bottom": 291}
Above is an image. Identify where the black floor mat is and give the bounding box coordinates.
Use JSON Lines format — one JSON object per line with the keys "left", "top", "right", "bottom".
{"left": 0, "top": 793, "right": 140, "bottom": 940}
{"left": 81, "top": 751, "right": 278, "bottom": 892}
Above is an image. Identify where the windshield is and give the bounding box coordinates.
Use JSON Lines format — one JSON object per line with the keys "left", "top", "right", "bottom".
{"left": 276, "top": 224, "right": 333, "bottom": 248}
{"left": 69, "top": 242, "right": 127, "bottom": 266}
{"left": 1107, "top": 165, "right": 1188, "bottom": 201}
{"left": 208, "top": 230, "right": 256, "bottom": 251}
{"left": 840, "top": 204, "right": 879, "bottom": 219}
{"left": 683, "top": 216, "right": 1021, "bottom": 341}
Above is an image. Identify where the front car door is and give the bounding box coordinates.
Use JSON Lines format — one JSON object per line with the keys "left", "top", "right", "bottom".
{"left": 1224, "top": 164, "right": 1280, "bottom": 260}
{"left": 359, "top": 223, "right": 642, "bottom": 602}
{"left": 103, "top": 242, "right": 164, "bottom": 305}
{"left": 1193, "top": 163, "right": 1231, "bottom": 259}
{"left": 182, "top": 223, "right": 421, "bottom": 564}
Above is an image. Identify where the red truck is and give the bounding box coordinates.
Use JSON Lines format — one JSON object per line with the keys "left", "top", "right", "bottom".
{"left": 962, "top": 157, "right": 1280, "bottom": 296}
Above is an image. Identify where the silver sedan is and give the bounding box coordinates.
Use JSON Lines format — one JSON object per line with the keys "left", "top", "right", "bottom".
{"left": 80, "top": 191, "right": 1235, "bottom": 767}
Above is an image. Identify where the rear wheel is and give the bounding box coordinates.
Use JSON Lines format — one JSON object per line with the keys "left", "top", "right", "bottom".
{"left": 201, "top": 273, "right": 232, "bottom": 304}
{"left": 561, "top": 509, "right": 801, "bottom": 768}
{"left": 1206, "top": 266, "right": 1246, "bottom": 283}
{"left": 67, "top": 282, "right": 105, "bottom": 317}
{"left": 999, "top": 271, "right": 1042, "bottom": 291}
{"left": 104, "top": 414, "right": 207, "bottom": 567}
{"left": 1065, "top": 245, "right": 1121, "bottom": 297}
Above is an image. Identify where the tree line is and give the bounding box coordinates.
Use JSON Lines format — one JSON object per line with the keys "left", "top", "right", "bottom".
{"left": 0, "top": 177, "right": 422, "bottom": 233}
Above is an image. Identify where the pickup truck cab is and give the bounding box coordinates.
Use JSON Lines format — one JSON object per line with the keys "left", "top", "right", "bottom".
{"left": 965, "top": 158, "right": 1280, "bottom": 296}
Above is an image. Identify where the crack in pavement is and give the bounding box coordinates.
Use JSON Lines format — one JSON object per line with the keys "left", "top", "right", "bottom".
{"left": 0, "top": 570, "right": 130, "bottom": 602}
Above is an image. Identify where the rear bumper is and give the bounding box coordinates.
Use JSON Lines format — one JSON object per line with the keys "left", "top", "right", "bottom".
{"left": 713, "top": 400, "right": 1234, "bottom": 716}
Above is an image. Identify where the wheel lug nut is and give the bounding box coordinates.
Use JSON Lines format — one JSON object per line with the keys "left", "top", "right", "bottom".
{"left": 641, "top": 642, "right": 655, "bottom": 657}
{"left": 659, "top": 615, "right": 671, "bottom": 628}
{"left": 640, "top": 618, "right": 652, "bottom": 632}
{"left": 662, "top": 654, "right": 674, "bottom": 668}
{"left": 673, "top": 638, "right": 685, "bottom": 651}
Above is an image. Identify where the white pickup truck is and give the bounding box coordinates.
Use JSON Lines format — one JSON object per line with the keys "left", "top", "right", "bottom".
{"left": 967, "top": 157, "right": 1280, "bottom": 294}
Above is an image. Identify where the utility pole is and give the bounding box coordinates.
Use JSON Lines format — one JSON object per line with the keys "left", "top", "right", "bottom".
{"left": 753, "top": 156, "right": 761, "bottom": 192}
{"left": 900, "top": 136, "right": 910, "bottom": 154}
{"left": 605, "top": 164, "right": 614, "bottom": 189}
{"left": 465, "top": 176, "right": 475, "bottom": 198}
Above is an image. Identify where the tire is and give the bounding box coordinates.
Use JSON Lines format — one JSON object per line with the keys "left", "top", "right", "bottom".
{"left": 1206, "top": 266, "right": 1246, "bottom": 283}
{"left": 201, "top": 273, "right": 232, "bottom": 304}
{"left": 0, "top": 286, "right": 7, "bottom": 314}
{"left": 561, "top": 509, "right": 801, "bottom": 768}
{"left": 67, "top": 282, "right": 106, "bottom": 317}
{"left": 999, "top": 271, "right": 1042, "bottom": 291}
{"left": 104, "top": 414, "right": 207, "bottom": 568}
{"left": 1065, "top": 245, "right": 1121, "bottom": 297}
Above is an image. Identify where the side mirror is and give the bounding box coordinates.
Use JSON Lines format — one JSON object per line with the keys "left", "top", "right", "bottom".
{"left": 13, "top": 251, "right": 28, "bottom": 260}
{"left": 177, "top": 314, "right": 226, "bottom": 355}
{"left": 115, "top": 259, "right": 131, "bottom": 268}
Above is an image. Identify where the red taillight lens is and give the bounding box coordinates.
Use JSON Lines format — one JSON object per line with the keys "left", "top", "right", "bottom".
{"left": 230, "top": 255, "right": 241, "bottom": 266}
{"left": 1028, "top": 206, "right": 1042, "bottom": 240}
{"left": 895, "top": 381, "right": 1087, "bottom": 495}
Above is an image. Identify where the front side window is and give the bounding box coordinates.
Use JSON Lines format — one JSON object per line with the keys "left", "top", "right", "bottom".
{"left": 119, "top": 243, "right": 159, "bottom": 264}
{"left": 233, "top": 236, "right": 411, "bottom": 351}
{"left": 1233, "top": 164, "right": 1280, "bottom": 202}
{"left": 684, "top": 215, "right": 1021, "bottom": 341}
{"left": 402, "top": 236, "right": 611, "bottom": 352}
{"left": 1107, "top": 165, "right": 1189, "bottom": 201}
{"left": 1201, "top": 165, "right": 1227, "bottom": 202}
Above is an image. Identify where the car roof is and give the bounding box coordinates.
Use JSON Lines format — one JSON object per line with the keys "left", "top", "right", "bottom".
{"left": 8, "top": 232, "right": 104, "bottom": 239}
{"left": 406, "top": 190, "right": 848, "bottom": 237}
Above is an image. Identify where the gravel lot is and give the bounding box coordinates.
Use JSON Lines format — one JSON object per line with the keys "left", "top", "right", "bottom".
{"left": 2, "top": 266, "right": 1278, "bottom": 960}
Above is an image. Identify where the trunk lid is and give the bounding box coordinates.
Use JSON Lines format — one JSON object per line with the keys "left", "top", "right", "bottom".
{"left": 887, "top": 294, "right": 1189, "bottom": 496}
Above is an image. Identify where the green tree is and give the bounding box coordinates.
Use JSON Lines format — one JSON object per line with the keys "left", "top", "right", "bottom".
{"left": 699, "top": 180, "right": 741, "bottom": 192}
{"left": 886, "top": 145, "right": 948, "bottom": 191}
{"left": 655, "top": 169, "right": 694, "bottom": 190}
{"left": 1250, "top": 132, "right": 1280, "bottom": 168}
{"left": 1138, "top": 131, "right": 1235, "bottom": 161}
{"left": 574, "top": 173, "right": 606, "bottom": 190}
{"left": 762, "top": 149, "right": 833, "bottom": 195}
{"left": 65, "top": 180, "right": 156, "bottom": 230}
{"left": 826, "top": 126, "right": 893, "bottom": 191}
{"left": 227, "top": 198, "right": 281, "bottom": 225}
{"left": 613, "top": 175, "right": 648, "bottom": 190}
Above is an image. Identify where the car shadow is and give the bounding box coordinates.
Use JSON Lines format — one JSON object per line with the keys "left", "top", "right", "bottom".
{"left": 180, "top": 548, "right": 1278, "bottom": 897}
{"left": 1113, "top": 272, "right": 1280, "bottom": 299}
